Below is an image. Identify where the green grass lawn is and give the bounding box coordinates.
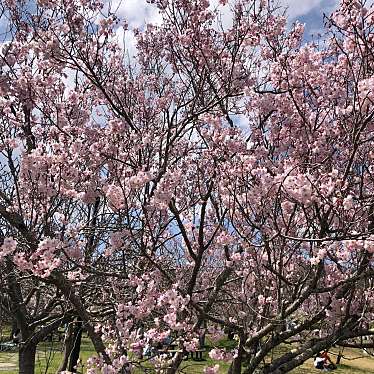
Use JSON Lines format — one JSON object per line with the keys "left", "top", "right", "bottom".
{"left": 0, "top": 337, "right": 374, "bottom": 373}
{"left": 0, "top": 336, "right": 96, "bottom": 374}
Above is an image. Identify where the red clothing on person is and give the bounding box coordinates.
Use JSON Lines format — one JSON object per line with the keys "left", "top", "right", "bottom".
{"left": 321, "top": 351, "right": 331, "bottom": 364}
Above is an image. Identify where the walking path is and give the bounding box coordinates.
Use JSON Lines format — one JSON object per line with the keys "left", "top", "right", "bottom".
{"left": 0, "top": 362, "right": 17, "bottom": 371}
{"left": 0, "top": 352, "right": 17, "bottom": 371}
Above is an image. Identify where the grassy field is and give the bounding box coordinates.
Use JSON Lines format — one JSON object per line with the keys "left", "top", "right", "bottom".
{"left": 1, "top": 337, "right": 374, "bottom": 373}
{"left": 0, "top": 338, "right": 96, "bottom": 373}
{"left": 293, "top": 354, "right": 374, "bottom": 374}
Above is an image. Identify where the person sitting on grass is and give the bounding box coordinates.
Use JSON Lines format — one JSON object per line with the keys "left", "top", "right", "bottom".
{"left": 314, "top": 351, "right": 337, "bottom": 371}
{"left": 314, "top": 352, "right": 325, "bottom": 370}
{"left": 321, "top": 350, "right": 337, "bottom": 370}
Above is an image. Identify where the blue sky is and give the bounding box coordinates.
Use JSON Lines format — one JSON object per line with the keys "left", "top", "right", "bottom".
{"left": 281, "top": 0, "right": 338, "bottom": 21}
{"left": 109, "top": 0, "right": 341, "bottom": 60}
{"left": 282, "top": 0, "right": 339, "bottom": 37}
{"left": 0, "top": 1, "right": 340, "bottom": 42}
{"left": 113, "top": 0, "right": 340, "bottom": 32}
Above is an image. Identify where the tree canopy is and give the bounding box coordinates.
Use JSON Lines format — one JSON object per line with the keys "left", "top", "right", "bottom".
{"left": 0, "top": 0, "right": 374, "bottom": 373}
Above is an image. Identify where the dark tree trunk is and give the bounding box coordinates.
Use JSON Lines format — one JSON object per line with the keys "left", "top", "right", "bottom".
{"left": 19, "top": 344, "right": 37, "bottom": 374}
{"left": 228, "top": 335, "right": 245, "bottom": 374}
{"left": 51, "top": 273, "right": 111, "bottom": 364}
{"left": 68, "top": 319, "right": 83, "bottom": 373}
{"left": 336, "top": 354, "right": 342, "bottom": 365}
{"left": 10, "top": 319, "right": 18, "bottom": 340}
{"left": 336, "top": 347, "right": 344, "bottom": 365}
{"left": 57, "top": 323, "right": 74, "bottom": 373}
{"left": 199, "top": 320, "right": 207, "bottom": 348}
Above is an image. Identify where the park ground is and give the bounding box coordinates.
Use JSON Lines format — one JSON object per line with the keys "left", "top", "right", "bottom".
{"left": 1, "top": 336, "right": 374, "bottom": 374}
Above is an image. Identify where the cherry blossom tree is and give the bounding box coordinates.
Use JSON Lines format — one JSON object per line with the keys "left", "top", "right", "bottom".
{"left": 0, "top": 0, "right": 374, "bottom": 373}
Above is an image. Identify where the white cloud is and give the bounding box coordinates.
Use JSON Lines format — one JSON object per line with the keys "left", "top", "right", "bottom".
{"left": 280, "top": 0, "right": 338, "bottom": 20}
{"left": 103, "top": 0, "right": 343, "bottom": 62}
{"left": 112, "top": 0, "right": 162, "bottom": 28}
{"left": 107, "top": 0, "right": 340, "bottom": 34}
{"left": 115, "top": 26, "right": 137, "bottom": 61}
{"left": 209, "top": 0, "right": 233, "bottom": 30}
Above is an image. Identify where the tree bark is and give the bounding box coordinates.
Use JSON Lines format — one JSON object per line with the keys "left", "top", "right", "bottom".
{"left": 10, "top": 319, "right": 18, "bottom": 341}
{"left": 19, "top": 344, "right": 37, "bottom": 374}
{"left": 336, "top": 354, "right": 342, "bottom": 365}
{"left": 228, "top": 340, "right": 244, "bottom": 374}
{"left": 68, "top": 318, "right": 83, "bottom": 373}
{"left": 57, "top": 323, "right": 74, "bottom": 373}
{"left": 49, "top": 273, "right": 111, "bottom": 364}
